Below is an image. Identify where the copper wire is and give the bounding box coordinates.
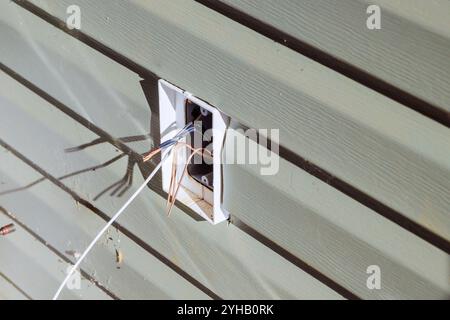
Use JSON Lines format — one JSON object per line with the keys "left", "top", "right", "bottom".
{"left": 166, "top": 143, "right": 212, "bottom": 217}
{"left": 141, "top": 124, "right": 213, "bottom": 217}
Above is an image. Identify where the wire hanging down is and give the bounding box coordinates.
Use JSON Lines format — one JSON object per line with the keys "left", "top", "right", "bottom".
{"left": 53, "top": 125, "right": 194, "bottom": 300}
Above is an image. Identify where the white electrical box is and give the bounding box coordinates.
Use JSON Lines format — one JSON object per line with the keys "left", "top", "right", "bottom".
{"left": 158, "top": 79, "right": 229, "bottom": 224}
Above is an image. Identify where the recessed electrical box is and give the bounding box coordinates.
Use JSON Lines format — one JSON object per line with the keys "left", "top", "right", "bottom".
{"left": 158, "top": 79, "right": 229, "bottom": 224}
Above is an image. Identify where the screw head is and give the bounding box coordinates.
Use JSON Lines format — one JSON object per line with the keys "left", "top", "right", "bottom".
{"left": 200, "top": 107, "right": 209, "bottom": 116}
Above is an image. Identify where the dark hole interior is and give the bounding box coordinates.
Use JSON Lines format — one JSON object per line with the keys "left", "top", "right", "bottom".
{"left": 185, "top": 100, "right": 214, "bottom": 190}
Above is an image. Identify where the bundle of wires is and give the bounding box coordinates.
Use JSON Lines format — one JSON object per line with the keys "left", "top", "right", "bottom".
{"left": 159, "top": 122, "right": 195, "bottom": 149}
{"left": 142, "top": 122, "right": 195, "bottom": 162}
{"left": 52, "top": 123, "right": 195, "bottom": 300}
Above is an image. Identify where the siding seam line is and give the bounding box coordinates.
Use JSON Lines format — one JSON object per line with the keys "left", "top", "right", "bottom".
{"left": 0, "top": 270, "right": 33, "bottom": 300}
{"left": 195, "top": 0, "right": 450, "bottom": 128}
{"left": 0, "top": 135, "right": 221, "bottom": 299}
{"left": 0, "top": 64, "right": 352, "bottom": 299}
{"left": 9, "top": 0, "right": 450, "bottom": 254}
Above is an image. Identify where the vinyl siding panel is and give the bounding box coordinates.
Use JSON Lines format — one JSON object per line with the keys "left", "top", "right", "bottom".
{"left": 224, "top": 130, "right": 450, "bottom": 299}
{"left": 0, "top": 273, "right": 30, "bottom": 300}
{"left": 22, "top": 0, "right": 450, "bottom": 245}
{"left": 219, "top": 0, "right": 450, "bottom": 114}
{"left": 0, "top": 208, "right": 112, "bottom": 300}
{"left": 0, "top": 145, "right": 209, "bottom": 300}
{"left": 0, "top": 66, "right": 340, "bottom": 299}
{"left": 0, "top": 0, "right": 449, "bottom": 300}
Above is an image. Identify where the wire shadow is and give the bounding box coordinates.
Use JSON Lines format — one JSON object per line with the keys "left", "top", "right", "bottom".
{"left": 92, "top": 156, "right": 139, "bottom": 201}
{"left": 65, "top": 133, "right": 156, "bottom": 201}
{"left": 0, "top": 153, "right": 126, "bottom": 197}
{"left": 65, "top": 134, "right": 152, "bottom": 153}
{"left": 61, "top": 132, "right": 156, "bottom": 201}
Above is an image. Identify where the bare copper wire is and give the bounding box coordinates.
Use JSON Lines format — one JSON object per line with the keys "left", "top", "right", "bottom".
{"left": 0, "top": 223, "right": 15, "bottom": 236}
{"left": 141, "top": 139, "right": 213, "bottom": 218}
{"left": 142, "top": 147, "right": 161, "bottom": 163}
{"left": 166, "top": 143, "right": 212, "bottom": 217}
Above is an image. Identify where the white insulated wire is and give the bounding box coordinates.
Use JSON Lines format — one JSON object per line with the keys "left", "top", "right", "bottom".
{"left": 52, "top": 148, "right": 172, "bottom": 300}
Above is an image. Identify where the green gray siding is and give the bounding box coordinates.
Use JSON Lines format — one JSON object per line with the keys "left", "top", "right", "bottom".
{"left": 0, "top": 0, "right": 449, "bottom": 299}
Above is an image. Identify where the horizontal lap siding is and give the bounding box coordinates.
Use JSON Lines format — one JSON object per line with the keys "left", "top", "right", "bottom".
{"left": 0, "top": 0, "right": 344, "bottom": 299}
{"left": 22, "top": 0, "right": 450, "bottom": 245}
{"left": 0, "top": 3, "right": 152, "bottom": 155}
{"left": 218, "top": 0, "right": 450, "bottom": 114}
{"left": 0, "top": 66, "right": 339, "bottom": 298}
{"left": 0, "top": 273, "right": 29, "bottom": 300}
{"left": 0, "top": 146, "right": 209, "bottom": 299}
{"left": 223, "top": 130, "right": 450, "bottom": 299}
{"left": 2, "top": 0, "right": 449, "bottom": 300}
{"left": 0, "top": 207, "right": 112, "bottom": 300}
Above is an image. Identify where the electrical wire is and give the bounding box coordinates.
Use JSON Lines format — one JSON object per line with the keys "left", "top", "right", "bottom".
{"left": 52, "top": 149, "right": 168, "bottom": 300}
{"left": 166, "top": 147, "right": 204, "bottom": 216}
{"left": 142, "top": 123, "right": 195, "bottom": 163}
{"left": 165, "top": 143, "right": 212, "bottom": 217}
{"left": 157, "top": 123, "right": 195, "bottom": 149}
{"left": 52, "top": 124, "right": 195, "bottom": 300}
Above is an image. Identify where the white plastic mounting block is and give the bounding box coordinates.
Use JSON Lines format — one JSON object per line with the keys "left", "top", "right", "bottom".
{"left": 158, "top": 79, "right": 229, "bottom": 224}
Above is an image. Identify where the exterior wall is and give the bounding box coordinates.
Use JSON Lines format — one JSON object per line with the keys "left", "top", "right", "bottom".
{"left": 0, "top": 0, "right": 449, "bottom": 299}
